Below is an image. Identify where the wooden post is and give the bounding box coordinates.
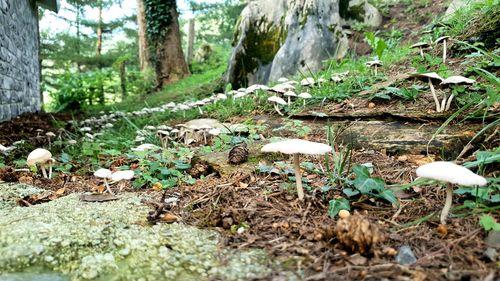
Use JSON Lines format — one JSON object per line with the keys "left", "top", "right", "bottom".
{"left": 187, "top": 18, "right": 195, "bottom": 65}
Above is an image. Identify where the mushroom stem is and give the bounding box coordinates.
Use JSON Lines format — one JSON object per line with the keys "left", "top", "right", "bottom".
{"left": 428, "top": 78, "right": 441, "bottom": 112}
{"left": 293, "top": 154, "right": 304, "bottom": 201}
{"left": 287, "top": 97, "right": 291, "bottom": 106}
{"left": 445, "top": 94, "right": 455, "bottom": 111}
{"left": 104, "top": 179, "right": 115, "bottom": 195}
{"left": 440, "top": 183, "right": 453, "bottom": 224}
{"left": 48, "top": 162, "right": 53, "bottom": 179}
{"left": 40, "top": 165, "right": 48, "bottom": 179}
{"left": 442, "top": 40, "right": 447, "bottom": 64}
{"left": 374, "top": 65, "right": 378, "bottom": 76}
{"left": 273, "top": 104, "right": 284, "bottom": 116}
{"left": 440, "top": 95, "right": 448, "bottom": 113}
{"left": 198, "top": 106, "right": 203, "bottom": 115}
{"left": 419, "top": 47, "right": 424, "bottom": 59}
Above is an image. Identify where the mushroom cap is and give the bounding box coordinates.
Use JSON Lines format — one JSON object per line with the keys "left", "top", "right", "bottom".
{"left": 410, "top": 42, "right": 431, "bottom": 48}
{"left": 208, "top": 128, "right": 221, "bottom": 135}
{"left": 268, "top": 96, "right": 287, "bottom": 105}
{"left": 410, "top": 72, "right": 443, "bottom": 82}
{"left": 298, "top": 92, "right": 312, "bottom": 99}
{"left": 111, "top": 170, "right": 135, "bottom": 181}
{"left": 301, "top": 77, "right": 315, "bottom": 86}
{"left": 261, "top": 139, "right": 332, "bottom": 155}
{"left": 132, "top": 143, "right": 159, "bottom": 152}
{"left": 284, "top": 91, "right": 297, "bottom": 97}
{"left": 27, "top": 148, "right": 52, "bottom": 166}
{"left": 195, "top": 101, "right": 205, "bottom": 106}
{"left": 434, "top": 36, "right": 450, "bottom": 43}
{"left": 416, "top": 161, "right": 487, "bottom": 186}
{"left": 440, "top": 75, "right": 476, "bottom": 85}
{"left": 45, "top": 132, "right": 56, "bottom": 137}
{"left": 366, "top": 60, "right": 382, "bottom": 67}
{"left": 94, "top": 168, "right": 112, "bottom": 179}
{"left": 277, "top": 77, "right": 289, "bottom": 83}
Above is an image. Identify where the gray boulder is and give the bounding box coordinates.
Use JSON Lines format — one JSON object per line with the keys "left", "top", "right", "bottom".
{"left": 226, "top": 0, "right": 381, "bottom": 87}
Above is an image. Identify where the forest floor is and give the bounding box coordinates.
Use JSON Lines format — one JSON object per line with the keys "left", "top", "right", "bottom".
{"left": 1, "top": 0, "right": 499, "bottom": 280}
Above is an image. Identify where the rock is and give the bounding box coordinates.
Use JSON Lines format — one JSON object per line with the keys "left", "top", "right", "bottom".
{"left": 444, "top": 0, "right": 481, "bottom": 17}
{"left": 395, "top": 245, "right": 417, "bottom": 265}
{"left": 0, "top": 184, "right": 275, "bottom": 280}
{"left": 483, "top": 247, "right": 498, "bottom": 262}
{"left": 485, "top": 230, "right": 500, "bottom": 248}
{"left": 226, "top": 0, "right": 381, "bottom": 87}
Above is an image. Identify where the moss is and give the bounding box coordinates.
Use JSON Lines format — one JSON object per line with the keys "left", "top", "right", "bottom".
{"left": 232, "top": 20, "right": 288, "bottom": 87}
{"left": 0, "top": 184, "right": 276, "bottom": 280}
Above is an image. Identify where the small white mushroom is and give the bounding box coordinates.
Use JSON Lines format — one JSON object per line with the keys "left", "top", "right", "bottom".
{"left": 27, "top": 148, "right": 54, "bottom": 179}
{"left": 111, "top": 170, "right": 135, "bottom": 182}
{"left": 410, "top": 42, "right": 431, "bottom": 58}
{"left": 416, "top": 161, "right": 487, "bottom": 225}
{"left": 298, "top": 92, "right": 312, "bottom": 106}
{"left": 434, "top": 36, "right": 450, "bottom": 64}
{"left": 132, "top": 143, "right": 159, "bottom": 152}
{"left": 94, "top": 168, "right": 114, "bottom": 195}
{"left": 195, "top": 101, "right": 205, "bottom": 115}
{"left": 366, "top": 60, "right": 382, "bottom": 76}
{"left": 410, "top": 72, "right": 444, "bottom": 112}
{"left": 268, "top": 96, "right": 287, "bottom": 116}
{"left": 440, "top": 75, "right": 476, "bottom": 111}
{"left": 284, "top": 91, "right": 297, "bottom": 106}
{"left": 261, "top": 139, "right": 331, "bottom": 201}
{"left": 300, "top": 77, "right": 315, "bottom": 87}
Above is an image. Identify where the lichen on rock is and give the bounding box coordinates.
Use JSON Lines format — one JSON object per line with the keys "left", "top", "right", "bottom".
{"left": 0, "top": 184, "right": 274, "bottom": 280}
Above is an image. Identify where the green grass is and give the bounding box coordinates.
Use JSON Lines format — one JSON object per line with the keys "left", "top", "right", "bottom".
{"left": 92, "top": 64, "right": 226, "bottom": 113}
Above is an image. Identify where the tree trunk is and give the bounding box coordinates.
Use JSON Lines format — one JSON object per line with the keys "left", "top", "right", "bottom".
{"left": 119, "top": 61, "right": 127, "bottom": 100}
{"left": 187, "top": 18, "right": 195, "bottom": 66}
{"left": 136, "top": 0, "right": 151, "bottom": 71}
{"left": 155, "top": 3, "right": 190, "bottom": 89}
{"left": 96, "top": 0, "right": 104, "bottom": 104}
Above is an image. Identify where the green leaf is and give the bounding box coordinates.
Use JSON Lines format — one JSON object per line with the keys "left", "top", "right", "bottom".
{"left": 352, "top": 164, "right": 370, "bottom": 178}
{"left": 354, "top": 176, "right": 385, "bottom": 194}
{"left": 378, "top": 189, "right": 398, "bottom": 205}
{"left": 343, "top": 188, "right": 360, "bottom": 197}
{"left": 479, "top": 215, "right": 500, "bottom": 231}
{"left": 328, "top": 198, "right": 350, "bottom": 218}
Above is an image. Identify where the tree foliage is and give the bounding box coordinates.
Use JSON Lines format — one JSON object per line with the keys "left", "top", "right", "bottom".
{"left": 143, "top": 0, "right": 176, "bottom": 41}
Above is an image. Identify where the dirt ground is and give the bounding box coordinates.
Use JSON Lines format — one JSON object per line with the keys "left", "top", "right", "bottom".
{"left": 0, "top": 111, "right": 498, "bottom": 280}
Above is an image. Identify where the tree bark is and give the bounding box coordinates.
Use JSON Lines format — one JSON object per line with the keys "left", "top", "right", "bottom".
{"left": 155, "top": 3, "right": 190, "bottom": 89}
{"left": 119, "top": 61, "right": 127, "bottom": 100}
{"left": 96, "top": 0, "right": 104, "bottom": 104}
{"left": 136, "top": 0, "right": 151, "bottom": 71}
{"left": 187, "top": 18, "right": 195, "bottom": 66}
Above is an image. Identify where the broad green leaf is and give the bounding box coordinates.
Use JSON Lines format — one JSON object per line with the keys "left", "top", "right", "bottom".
{"left": 343, "top": 188, "right": 360, "bottom": 197}
{"left": 479, "top": 215, "right": 500, "bottom": 231}
{"left": 328, "top": 198, "right": 350, "bottom": 218}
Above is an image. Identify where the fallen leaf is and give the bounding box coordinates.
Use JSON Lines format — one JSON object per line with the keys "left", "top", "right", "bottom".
{"left": 160, "top": 213, "right": 179, "bottom": 223}
{"left": 55, "top": 188, "right": 66, "bottom": 195}
{"left": 152, "top": 182, "right": 163, "bottom": 191}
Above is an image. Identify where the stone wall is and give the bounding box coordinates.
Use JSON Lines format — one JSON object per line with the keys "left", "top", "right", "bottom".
{"left": 0, "top": 0, "right": 41, "bottom": 122}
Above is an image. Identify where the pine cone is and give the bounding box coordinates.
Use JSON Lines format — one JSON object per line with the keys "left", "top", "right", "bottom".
{"left": 188, "top": 161, "right": 210, "bottom": 178}
{"left": 228, "top": 143, "right": 248, "bottom": 164}
{"left": 335, "top": 211, "right": 383, "bottom": 254}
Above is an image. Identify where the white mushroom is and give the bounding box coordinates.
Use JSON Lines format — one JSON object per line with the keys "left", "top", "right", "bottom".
{"left": 440, "top": 75, "right": 476, "bottom": 111}
{"left": 94, "top": 168, "right": 114, "bottom": 195}
{"left": 416, "top": 161, "right": 487, "bottom": 224}
{"left": 410, "top": 72, "right": 444, "bottom": 112}
{"left": 261, "top": 139, "right": 332, "bottom": 201}
{"left": 300, "top": 77, "right": 315, "bottom": 87}
{"left": 194, "top": 101, "right": 205, "bottom": 115}
{"left": 132, "top": 143, "right": 159, "bottom": 152}
{"left": 27, "top": 148, "right": 54, "bottom": 179}
{"left": 298, "top": 92, "right": 312, "bottom": 106}
{"left": 284, "top": 91, "right": 297, "bottom": 106}
{"left": 268, "top": 96, "right": 287, "bottom": 116}
{"left": 366, "top": 60, "right": 382, "bottom": 76}
{"left": 111, "top": 170, "right": 135, "bottom": 182}
{"left": 434, "top": 36, "right": 450, "bottom": 64}
{"left": 410, "top": 42, "right": 431, "bottom": 58}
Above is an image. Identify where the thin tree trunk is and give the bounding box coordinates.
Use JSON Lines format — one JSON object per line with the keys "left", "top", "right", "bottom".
{"left": 76, "top": 3, "right": 82, "bottom": 72}
{"left": 119, "top": 61, "right": 127, "bottom": 100}
{"left": 136, "top": 0, "right": 151, "bottom": 71}
{"left": 155, "top": 3, "right": 190, "bottom": 89}
{"left": 96, "top": 0, "right": 104, "bottom": 104}
{"left": 187, "top": 18, "right": 195, "bottom": 66}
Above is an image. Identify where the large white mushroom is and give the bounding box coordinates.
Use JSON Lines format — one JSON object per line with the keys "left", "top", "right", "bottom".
{"left": 261, "top": 139, "right": 331, "bottom": 201}
{"left": 111, "top": 170, "right": 135, "bottom": 182}
{"left": 27, "top": 148, "right": 54, "bottom": 179}
{"left": 416, "top": 161, "right": 487, "bottom": 225}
